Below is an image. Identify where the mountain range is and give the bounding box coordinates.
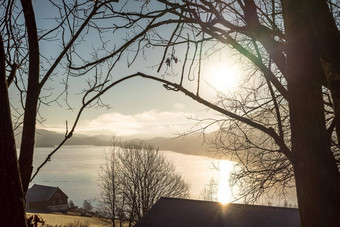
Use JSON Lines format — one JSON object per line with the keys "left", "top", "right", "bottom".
{"left": 15, "top": 128, "right": 215, "bottom": 157}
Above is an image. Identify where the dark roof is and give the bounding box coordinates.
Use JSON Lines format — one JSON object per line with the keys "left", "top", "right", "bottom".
{"left": 135, "top": 197, "right": 300, "bottom": 227}
{"left": 26, "top": 184, "right": 68, "bottom": 203}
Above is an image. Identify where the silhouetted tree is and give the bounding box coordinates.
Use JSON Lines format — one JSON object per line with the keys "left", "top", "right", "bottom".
{"left": 69, "top": 1, "right": 340, "bottom": 226}
{"left": 0, "top": 1, "right": 137, "bottom": 225}
{"left": 68, "top": 200, "right": 75, "bottom": 209}
{"left": 98, "top": 138, "right": 125, "bottom": 227}
{"left": 2, "top": 1, "right": 340, "bottom": 226}
{"left": 82, "top": 200, "right": 93, "bottom": 212}
{"left": 98, "top": 138, "right": 190, "bottom": 227}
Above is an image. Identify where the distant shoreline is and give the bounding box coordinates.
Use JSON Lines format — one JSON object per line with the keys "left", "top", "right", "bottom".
{"left": 32, "top": 144, "right": 232, "bottom": 161}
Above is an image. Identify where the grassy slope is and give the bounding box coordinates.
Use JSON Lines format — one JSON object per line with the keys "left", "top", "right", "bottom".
{"left": 27, "top": 212, "right": 111, "bottom": 227}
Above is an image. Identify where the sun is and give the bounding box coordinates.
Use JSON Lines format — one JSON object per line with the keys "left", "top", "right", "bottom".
{"left": 217, "top": 160, "right": 234, "bottom": 204}
{"left": 207, "top": 64, "right": 240, "bottom": 93}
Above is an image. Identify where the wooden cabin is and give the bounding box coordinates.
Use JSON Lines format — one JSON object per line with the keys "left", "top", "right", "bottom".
{"left": 26, "top": 184, "right": 68, "bottom": 212}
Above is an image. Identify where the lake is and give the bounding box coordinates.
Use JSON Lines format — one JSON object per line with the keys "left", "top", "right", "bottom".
{"left": 30, "top": 146, "right": 233, "bottom": 207}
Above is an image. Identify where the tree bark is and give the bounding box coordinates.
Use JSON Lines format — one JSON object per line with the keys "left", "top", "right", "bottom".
{"left": 302, "top": 0, "right": 340, "bottom": 145}
{"left": 18, "top": 0, "right": 40, "bottom": 194}
{"left": 243, "top": 0, "right": 286, "bottom": 75}
{"left": 283, "top": 0, "right": 340, "bottom": 226}
{"left": 0, "top": 36, "right": 27, "bottom": 226}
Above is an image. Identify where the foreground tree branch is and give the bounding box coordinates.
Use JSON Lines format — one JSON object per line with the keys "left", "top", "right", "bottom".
{"left": 71, "top": 1, "right": 338, "bottom": 226}
{"left": 18, "top": 0, "right": 41, "bottom": 194}
{"left": 2, "top": 1, "right": 340, "bottom": 226}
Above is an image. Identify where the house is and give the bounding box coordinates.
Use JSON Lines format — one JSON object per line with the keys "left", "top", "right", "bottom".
{"left": 134, "top": 197, "right": 300, "bottom": 227}
{"left": 26, "top": 184, "right": 68, "bottom": 212}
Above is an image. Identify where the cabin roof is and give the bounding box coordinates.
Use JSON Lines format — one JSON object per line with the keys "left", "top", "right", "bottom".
{"left": 26, "top": 184, "right": 68, "bottom": 203}
{"left": 135, "top": 197, "right": 300, "bottom": 227}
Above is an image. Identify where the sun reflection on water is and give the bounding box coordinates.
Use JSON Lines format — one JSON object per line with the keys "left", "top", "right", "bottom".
{"left": 217, "top": 160, "right": 234, "bottom": 204}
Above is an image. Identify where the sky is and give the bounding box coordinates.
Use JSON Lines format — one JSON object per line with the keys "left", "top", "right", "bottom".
{"left": 35, "top": 59, "right": 240, "bottom": 138}
{"left": 16, "top": 1, "right": 243, "bottom": 139}
{"left": 10, "top": 0, "right": 301, "bottom": 207}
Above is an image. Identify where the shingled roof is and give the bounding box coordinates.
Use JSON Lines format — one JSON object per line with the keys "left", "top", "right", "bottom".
{"left": 135, "top": 197, "right": 300, "bottom": 227}
{"left": 26, "top": 184, "right": 67, "bottom": 203}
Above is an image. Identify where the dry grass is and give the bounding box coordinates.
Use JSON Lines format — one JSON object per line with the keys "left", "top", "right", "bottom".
{"left": 27, "top": 212, "right": 111, "bottom": 227}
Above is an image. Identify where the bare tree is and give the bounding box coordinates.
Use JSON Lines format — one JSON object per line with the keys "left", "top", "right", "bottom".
{"left": 98, "top": 138, "right": 125, "bottom": 227}
{"left": 208, "top": 90, "right": 293, "bottom": 204}
{"left": 200, "top": 178, "right": 218, "bottom": 202}
{"left": 0, "top": 1, "right": 142, "bottom": 225}
{"left": 99, "top": 138, "right": 190, "bottom": 227}
{"left": 2, "top": 0, "right": 340, "bottom": 226}
{"left": 67, "top": 1, "right": 340, "bottom": 226}
{"left": 68, "top": 200, "right": 75, "bottom": 209}
{"left": 82, "top": 200, "right": 93, "bottom": 212}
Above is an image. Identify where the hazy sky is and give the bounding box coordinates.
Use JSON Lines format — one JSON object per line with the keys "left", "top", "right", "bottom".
{"left": 23, "top": 1, "right": 242, "bottom": 139}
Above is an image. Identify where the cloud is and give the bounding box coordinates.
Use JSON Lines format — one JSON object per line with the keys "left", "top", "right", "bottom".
{"left": 173, "top": 103, "right": 186, "bottom": 111}
{"left": 78, "top": 109, "right": 200, "bottom": 137}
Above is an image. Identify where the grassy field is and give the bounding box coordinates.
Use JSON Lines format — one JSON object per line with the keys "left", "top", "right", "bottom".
{"left": 27, "top": 212, "right": 111, "bottom": 227}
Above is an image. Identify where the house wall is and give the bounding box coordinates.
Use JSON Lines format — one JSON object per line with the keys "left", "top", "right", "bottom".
{"left": 47, "top": 204, "right": 68, "bottom": 211}
{"left": 46, "top": 190, "right": 68, "bottom": 211}
{"left": 26, "top": 201, "right": 49, "bottom": 210}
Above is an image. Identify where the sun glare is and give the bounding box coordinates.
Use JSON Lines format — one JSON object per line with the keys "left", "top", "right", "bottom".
{"left": 207, "top": 64, "right": 239, "bottom": 93}
{"left": 217, "top": 160, "right": 234, "bottom": 204}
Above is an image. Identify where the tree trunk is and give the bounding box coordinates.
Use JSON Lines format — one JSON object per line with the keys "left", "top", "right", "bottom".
{"left": 0, "top": 36, "right": 27, "bottom": 226}
{"left": 283, "top": 0, "right": 340, "bottom": 226}
{"left": 18, "top": 0, "right": 40, "bottom": 194}
{"left": 302, "top": 0, "right": 340, "bottom": 145}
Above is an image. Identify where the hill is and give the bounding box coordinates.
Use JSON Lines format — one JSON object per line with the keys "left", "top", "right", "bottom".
{"left": 15, "top": 128, "right": 215, "bottom": 157}
{"left": 145, "top": 134, "right": 213, "bottom": 156}
{"left": 15, "top": 128, "right": 112, "bottom": 147}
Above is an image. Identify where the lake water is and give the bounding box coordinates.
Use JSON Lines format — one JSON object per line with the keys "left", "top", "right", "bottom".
{"left": 30, "top": 146, "right": 232, "bottom": 207}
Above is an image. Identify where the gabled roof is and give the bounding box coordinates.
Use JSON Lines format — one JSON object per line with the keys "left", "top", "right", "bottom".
{"left": 26, "top": 184, "right": 68, "bottom": 203}
{"left": 135, "top": 197, "right": 300, "bottom": 227}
